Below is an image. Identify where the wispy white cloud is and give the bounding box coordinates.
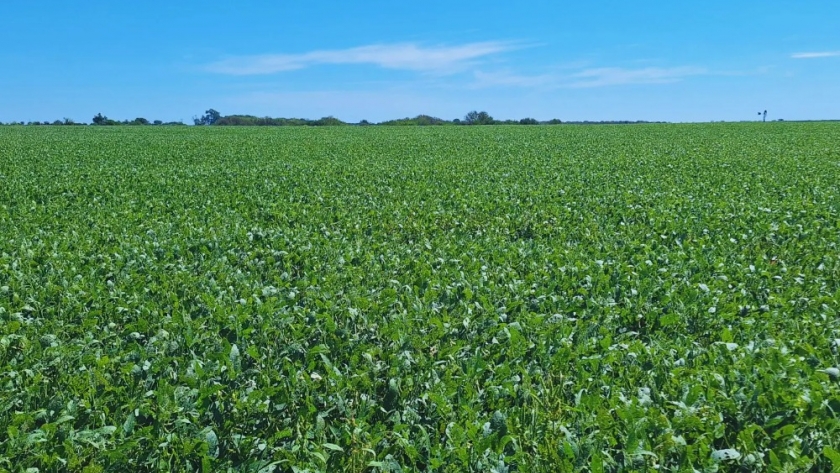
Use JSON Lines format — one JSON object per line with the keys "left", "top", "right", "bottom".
{"left": 206, "top": 41, "right": 521, "bottom": 75}
{"left": 471, "top": 66, "right": 707, "bottom": 89}
{"left": 567, "top": 66, "right": 707, "bottom": 88}
{"left": 791, "top": 51, "right": 840, "bottom": 59}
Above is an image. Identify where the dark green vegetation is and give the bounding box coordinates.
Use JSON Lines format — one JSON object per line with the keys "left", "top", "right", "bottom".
{"left": 4, "top": 108, "right": 658, "bottom": 127}
{"left": 1, "top": 124, "right": 840, "bottom": 472}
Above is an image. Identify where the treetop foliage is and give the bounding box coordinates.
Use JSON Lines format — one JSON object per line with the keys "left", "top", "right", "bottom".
{"left": 0, "top": 108, "right": 673, "bottom": 126}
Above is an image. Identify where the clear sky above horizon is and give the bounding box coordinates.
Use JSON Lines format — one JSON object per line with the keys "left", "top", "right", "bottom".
{"left": 1, "top": 1, "right": 838, "bottom": 124}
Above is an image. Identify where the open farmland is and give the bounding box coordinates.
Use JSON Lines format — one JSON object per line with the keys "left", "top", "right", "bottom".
{"left": 2, "top": 123, "right": 840, "bottom": 471}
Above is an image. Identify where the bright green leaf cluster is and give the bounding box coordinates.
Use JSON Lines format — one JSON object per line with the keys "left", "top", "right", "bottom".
{"left": 1, "top": 123, "right": 839, "bottom": 471}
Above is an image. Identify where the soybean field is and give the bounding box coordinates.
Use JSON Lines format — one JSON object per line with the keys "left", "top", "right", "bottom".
{"left": 1, "top": 123, "right": 840, "bottom": 472}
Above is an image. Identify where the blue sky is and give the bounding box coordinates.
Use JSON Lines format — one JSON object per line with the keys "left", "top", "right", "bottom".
{"left": 1, "top": 1, "right": 838, "bottom": 123}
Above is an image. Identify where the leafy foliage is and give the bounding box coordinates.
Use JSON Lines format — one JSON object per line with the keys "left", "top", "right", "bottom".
{"left": 194, "top": 109, "right": 222, "bottom": 126}
{"left": 1, "top": 123, "right": 840, "bottom": 471}
{"left": 464, "top": 111, "right": 495, "bottom": 125}
{"left": 377, "top": 115, "right": 450, "bottom": 126}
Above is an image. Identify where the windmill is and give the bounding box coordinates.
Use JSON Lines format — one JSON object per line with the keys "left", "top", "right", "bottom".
{"left": 758, "top": 110, "right": 767, "bottom": 122}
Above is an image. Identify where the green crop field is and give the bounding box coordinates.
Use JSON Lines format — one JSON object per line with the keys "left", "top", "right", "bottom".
{"left": 1, "top": 123, "right": 840, "bottom": 472}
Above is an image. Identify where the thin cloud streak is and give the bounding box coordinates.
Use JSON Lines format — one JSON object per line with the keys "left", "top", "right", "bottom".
{"left": 568, "top": 66, "right": 707, "bottom": 88}
{"left": 206, "top": 41, "right": 521, "bottom": 75}
{"left": 471, "top": 66, "right": 707, "bottom": 89}
{"left": 791, "top": 51, "right": 840, "bottom": 59}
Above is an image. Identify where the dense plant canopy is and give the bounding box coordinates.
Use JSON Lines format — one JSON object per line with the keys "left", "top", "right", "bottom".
{"left": 1, "top": 124, "right": 839, "bottom": 471}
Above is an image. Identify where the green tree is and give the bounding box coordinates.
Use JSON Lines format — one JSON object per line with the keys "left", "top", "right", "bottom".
{"left": 195, "top": 109, "right": 221, "bottom": 125}
{"left": 311, "top": 116, "right": 346, "bottom": 126}
{"left": 92, "top": 113, "right": 108, "bottom": 125}
{"left": 464, "top": 110, "right": 494, "bottom": 125}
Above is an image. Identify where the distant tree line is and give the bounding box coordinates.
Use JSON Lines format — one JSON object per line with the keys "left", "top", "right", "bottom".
{"left": 91, "top": 113, "right": 187, "bottom": 126}
{"left": 1, "top": 109, "right": 667, "bottom": 126}
{"left": 212, "top": 115, "right": 348, "bottom": 127}
{"left": 3, "top": 114, "right": 187, "bottom": 126}
{"left": 200, "top": 109, "right": 575, "bottom": 126}
{"left": 192, "top": 109, "right": 664, "bottom": 126}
